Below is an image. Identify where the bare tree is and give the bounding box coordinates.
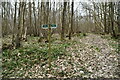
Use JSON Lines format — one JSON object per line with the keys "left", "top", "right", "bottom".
{"left": 33, "top": 1, "right": 38, "bottom": 36}
{"left": 110, "top": 2, "right": 116, "bottom": 37}
{"left": 69, "top": 0, "right": 74, "bottom": 40}
{"left": 29, "top": 2, "right": 32, "bottom": 36}
{"left": 14, "top": 2, "right": 23, "bottom": 48}
{"left": 117, "top": 1, "right": 120, "bottom": 33}
{"left": 61, "top": 2, "right": 67, "bottom": 40}
{"left": 22, "top": 2, "right": 27, "bottom": 41}
{"left": 12, "top": 2, "right": 17, "bottom": 47}
{"left": 103, "top": 2, "right": 107, "bottom": 33}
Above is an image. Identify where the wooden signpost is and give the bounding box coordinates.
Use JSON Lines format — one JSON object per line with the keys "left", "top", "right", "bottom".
{"left": 41, "top": 24, "right": 58, "bottom": 67}
{"left": 41, "top": 24, "right": 57, "bottom": 29}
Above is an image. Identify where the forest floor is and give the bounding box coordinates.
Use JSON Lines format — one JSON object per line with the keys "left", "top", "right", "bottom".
{"left": 2, "top": 33, "right": 119, "bottom": 78}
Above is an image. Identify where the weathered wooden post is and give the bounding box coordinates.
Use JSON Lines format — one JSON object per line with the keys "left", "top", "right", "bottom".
{"left": 48, "top": 24, "right": 52, "bottom": 67}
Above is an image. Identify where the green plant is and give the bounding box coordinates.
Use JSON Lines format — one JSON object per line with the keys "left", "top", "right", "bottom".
{"left": 77, "top": 33, "right": 87, "bottom": 38}
{"left": 2, "top": 41, "right": 71, "bottom": 77}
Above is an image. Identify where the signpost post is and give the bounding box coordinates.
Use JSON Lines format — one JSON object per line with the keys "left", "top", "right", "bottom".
{"left": 41, "top": 24, "right": 58, "bottom": 67}
{"left": 48, "top": 24, "right": 51, "bottom": 67}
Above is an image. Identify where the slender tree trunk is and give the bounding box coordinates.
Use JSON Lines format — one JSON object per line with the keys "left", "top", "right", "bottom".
{"left": 33, "top": 2, "right": 38, "bottom": 36}
{"left": 15, "top": 2, "right": 22, "bottom": 48}
{"left": 103, "top": 2, "right": 107, "bottom": 33}
{"left": 22, "top": 2, "right": 27, "bottom": 41}
{"left": 12, "top": 2, "right": 17, "bottom": 47}
{"left": 37, "top": 2, "right": 41, "bottom": 36}
{"left": 93, "top": 2, "right": 97, "bottom": 32}
{"left": 110, "top": 2, "right": 116, "bottom": 37}
{"left": 108, "top": 3, "right": 111, "bottom": 34}
{"left": 61, "top": 2, "right": 67, "bottom": 41}
{"left": 29, "top": 2, "right": 32, "bottom": 36}
{"left": 118, "top": 1, "right": 120, "bottom": 33}
{"left": 69, "top": 1, "right": 74, "bottom": 40}
{"left": 2, "top": 2, "right": 8, "bottom": 36}
{"left": 67, "top": 2, "right": 70, "bottom": 35}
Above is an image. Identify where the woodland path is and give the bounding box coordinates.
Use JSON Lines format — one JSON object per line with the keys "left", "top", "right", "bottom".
{"left": 27, "top": 33, "right": 119, "bottom": 78}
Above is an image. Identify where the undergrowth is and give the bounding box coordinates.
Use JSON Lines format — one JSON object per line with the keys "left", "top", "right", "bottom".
{"left": 2, "top": 40, "right": 71, "bottom": 78}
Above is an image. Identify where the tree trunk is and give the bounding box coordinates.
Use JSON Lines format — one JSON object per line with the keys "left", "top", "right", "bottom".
{"left": 110, "top": 2, "right": 116, "bottom": 37}
{"left": 103, "top": 2, "right": 107, "bottom": 33}
{"left": 12, "top": 2, "right": 17, "bottom": 47}
{"left": 118, "top": 1, "right": 120, "bottom": 33}
{"left": 69, "top": 1, "right": 74, "bottom": 40}
{"left": 15, "top": 2, "right": 22, "bottom": 48}
{"left": 33, "top": 2, "right": 38, "bottom": 36}
{"left": 29, "top": 2, "right": 32, "bottom": 36}
{"left": 22, "top": 2, "right": 27, "bottom": 41}
{"left": 61, "top": 2, "right": 67, "bottom": 41}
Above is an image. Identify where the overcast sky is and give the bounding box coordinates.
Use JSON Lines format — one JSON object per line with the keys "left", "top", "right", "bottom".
{"left": 1, "top": 0, "right": 119, "bottom": 16}
{"left": 1, "top": 0, "right": 120, "bottom": 2}
{"left": 1, "top": 0, "right": 91, "bottom": 16}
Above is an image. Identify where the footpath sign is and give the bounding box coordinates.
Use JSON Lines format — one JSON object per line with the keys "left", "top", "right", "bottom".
{"left": 41, "top": 24, "right": 58, "bottom": 67}
{"left": 41, "top": 24, "right": 48, "bottom": 29}
{"left": 50, "top": 24, "right": 58, "bottom": 28}
{"left": 41, "top": 24, "right": 57, "bottom": 29}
